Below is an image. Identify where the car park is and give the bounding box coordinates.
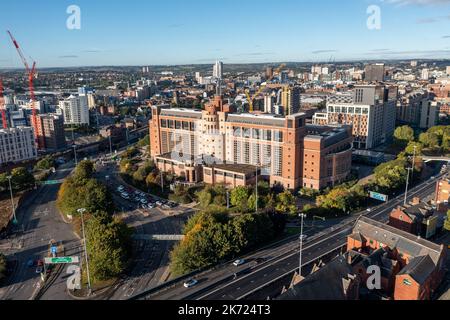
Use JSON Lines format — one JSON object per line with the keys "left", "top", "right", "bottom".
{"left": 183, "top": 279, "right": 198, "bottom": 288}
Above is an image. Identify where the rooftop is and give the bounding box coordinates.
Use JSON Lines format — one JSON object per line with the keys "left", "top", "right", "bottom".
{"left": 353, "top": 217, "right": 443, "bottom": 265}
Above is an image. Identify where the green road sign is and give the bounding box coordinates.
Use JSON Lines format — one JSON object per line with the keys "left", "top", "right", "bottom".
{"left": 41, "top": 180, "right": 62, "bottom": 185}
{"left": 45, "top": 256, "right": 79, "bottom": 264}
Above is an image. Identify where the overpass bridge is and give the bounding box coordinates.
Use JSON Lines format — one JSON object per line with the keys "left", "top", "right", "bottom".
{"left": 422, "top": 156, "right": 450, "bottom": 163}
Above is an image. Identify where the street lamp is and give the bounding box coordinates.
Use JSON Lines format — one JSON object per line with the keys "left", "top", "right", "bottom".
{"left": 404, "top": 167, "right": 413, "bottom": 206}
{"left": 73, "top": 144, "right": 78, "bottom": 166}
{"left": 255, "top": 162, "right": 260, "bottom": 214}
{"left": 77, "top": 208, "right": 92, "bottom": 296}
{"left": 7, "top": 176, "right": 17, "bottom": 225}
{"left": 298, "top": 213, "right": 306, "bottom": 278}
{"left": 411, "top": 145, "right": 417, "bottom": 183}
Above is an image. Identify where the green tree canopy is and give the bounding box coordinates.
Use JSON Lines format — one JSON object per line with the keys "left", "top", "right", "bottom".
{"left": 170, "top": 208, "right": 275, "bottom": 277}
{"left": 11, "top": 167, "right": 35, "bottom": 191}
{"left": 85, "top": 212, "right": 132, "bottom": 282}
{"left": 394, "top": 125, "right": 414, "bottom": 145}
{"left": 231, "top": 186, "right": 250, "bottom": 212}
{"left": 34, "top": 156, "right": 55, "bottom": 171}
{"left": 275, "top": 190, "right": 297, "bottom": 216}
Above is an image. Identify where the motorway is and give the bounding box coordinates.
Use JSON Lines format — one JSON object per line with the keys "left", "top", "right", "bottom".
{"left": 0, "top": 161, "right": 82, "bottom": 300}
{"left": 133, "top": 173, "right": 443, "bottom": 301}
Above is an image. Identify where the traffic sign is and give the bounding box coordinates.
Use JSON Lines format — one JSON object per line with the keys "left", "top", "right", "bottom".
{"left": 369, "top": 191, "right": 388, "bottom": 202}
{"left": 41, "top": 180, "right": 62, "bottom": 185}
{"left": 45, "top": 256, "right": 79, "bottom": 264}
{"left": 51, "top": 246, "right": 57, "bottom": 254}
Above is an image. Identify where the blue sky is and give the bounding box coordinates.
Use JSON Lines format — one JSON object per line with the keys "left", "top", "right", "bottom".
{"left": 0, "top": 0, "right": 449, "bottom": 68}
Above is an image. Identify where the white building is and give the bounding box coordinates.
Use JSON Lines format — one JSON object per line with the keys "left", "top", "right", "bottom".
{"left": 58, "top": 94, "right": 90, "bottom": 125}
{"left": 446, "top": 66, "right": 450, "bottom": 76}
{"left": 264, "top": 94, "right": 274, "bottom": 113}
{"left": 213, "top": 61, "right": 223, "bottom": 79}
{"left": 421, "top": 69, "right": 430, "bottom": 80}
{"left": 313, "top": 85, "right": 396, "bottom": 149}
{"left": 0, "top": 126, "right": 37, "bottom": 165}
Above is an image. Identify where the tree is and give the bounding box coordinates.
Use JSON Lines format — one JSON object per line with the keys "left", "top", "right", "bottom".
{"left": 85, "top": 212, "right": 131, "bottom": 282}
{"left": 373, "top": 158, "right": 408, "bottom": 191}
{"left": 419, "top": 132, "right": 440, "bottom": 149}
{"left": 73, "top": 160, "right": 94, "bottom": 181}
{"left": 405, "top": 142, "right": 423, "bottom": 156}
{"left": 275, "top": 190, "right": 297, "bottom": 216}
{"left": 0, "top": 173, "right": 8, "bottom": 192}
{"left": 34, "top": 156, "right": 54, "bottom": 171}
{"left": 394, "top": 125, "right": 414, "bottom": 146}
{"left": 444, "top": 210, "right": 450, "bottom": 232}
{"left": 170, "top": 208, "right": 276, "bottom": 277}
{"left": 137, "top": 134, "right": 150, "bottom": 147}
{"left": 231, "top": 186, "right": 250, "bottom": 212}
{"left": 11, "top": 167, "right": 35, "bottom": 191}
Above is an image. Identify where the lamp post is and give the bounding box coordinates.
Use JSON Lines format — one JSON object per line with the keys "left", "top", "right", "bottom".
{"left": 73, "top": 144, "right": 78, "bottom": 166}
{"left": 77, "top": 208, "right": 92, "bottom": 296}
{"left": 255, "top": 162, "right": 260, "bottom": 214}
{"left": 7, "top": 176, "right": 17, "bottom": 224}
{"left": 411, "top": 145, "right": 417, "bottom": 183}
{"left": 298, "top": 213, "right": 306, "bottom": 278}
{"left": 404, "top": 167, "right": 413, "bottom": 206}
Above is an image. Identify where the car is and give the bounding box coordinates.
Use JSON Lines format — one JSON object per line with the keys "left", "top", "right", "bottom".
{"left": 118, "top": 185, "right": 125, "bottom": 191}
{"left": 140, "top": 199, "right": 148, "bottom": 204}
{"left": 183, "top": 279, "right": 198, "bottom": 288}
{"left": 233, "top": 259, "right": 246, "bottom": 267}
{"left": 162, "top": 204, "right": 171, "bottom": 210}
{"left": 299, "top": 235, "right": 308, "bottom": 241}
{"left": 366, "top": 208, "right": 372, "bottom": 212}
{"left": 156, "top": 201, "right": 163, "bottom": 206}
{"left": 141, "top": 204, "right": 147, "bottom": 209}
{"left": 147, "top": 203, "right": 155, "bottom": 209}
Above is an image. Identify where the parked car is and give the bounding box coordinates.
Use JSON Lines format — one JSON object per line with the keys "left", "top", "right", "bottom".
{"left": 183, "top": 279, "right": 198, "bottom": 288}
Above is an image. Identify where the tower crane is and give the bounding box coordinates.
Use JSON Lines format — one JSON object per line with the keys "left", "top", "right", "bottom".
{"left": 6, "top": 31, "right": 39, "bottom": 143}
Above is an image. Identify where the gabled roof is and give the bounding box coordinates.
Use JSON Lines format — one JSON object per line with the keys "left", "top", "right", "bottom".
{"left": 398, "top": 255, "right": 435, "bottom": 285}
{"left": 353, "top": 217, "right": 443, "bottom": 265}
{"left": 277, "top": 256, "right": 356, "bottom": 300}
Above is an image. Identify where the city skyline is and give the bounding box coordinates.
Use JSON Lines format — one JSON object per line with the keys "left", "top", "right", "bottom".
{"left": 0, "top": 0, "right": 450, "bottom": 68}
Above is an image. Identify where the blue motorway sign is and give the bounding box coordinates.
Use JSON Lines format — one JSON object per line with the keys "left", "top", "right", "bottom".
{"left": 51, "top": 246, "right": 57, "bottom": 254}
{"left": 369, "top": 191, "right": 388, "bottom": 202}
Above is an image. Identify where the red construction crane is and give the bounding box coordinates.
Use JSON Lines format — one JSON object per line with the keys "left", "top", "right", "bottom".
{"left": 6, "top": 31, "right": 39, "bottom": 143}
{"left": 0, "top": 78, "right": 7, "bottom": 129}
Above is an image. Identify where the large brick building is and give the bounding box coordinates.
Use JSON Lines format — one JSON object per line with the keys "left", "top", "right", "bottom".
{"left": 149, "top": 95, "right": 353, "bottom": 190}
{"left": 388, "top": 198, "right": 439, "bottom": 239}
{"left": 347, "top": 217, "right": 446, "bottom": 300}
